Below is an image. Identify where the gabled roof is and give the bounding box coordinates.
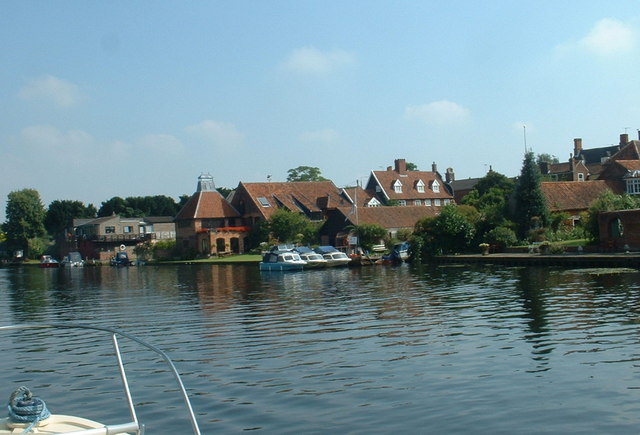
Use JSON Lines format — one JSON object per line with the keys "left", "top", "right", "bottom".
{"left": 608, "top": 141, "right": 640, "bottom": 161}
{"left": 342, "top": 206, "right": 441, "bottom": 229}
{"left": 368, "top": 169, "right": 453, "bottom": 201}
{"left": 175, "top": 191, "right": 240, "bottom": 220}
{"left": 540, "top": 181, "right": 618, "bottom": 213}
{"left": 341, "top": 186, "right": 375, "bottom": 208}
{"left": 235, "top": 181, "right": 348, "bottom": 219}
{"left": 616, "top": 160, "right": 640, "bottom": 172}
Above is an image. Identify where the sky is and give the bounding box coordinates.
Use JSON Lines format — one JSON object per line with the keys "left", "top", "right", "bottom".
{"left": 3, "top": 1, "right": 640, "bottom": 221}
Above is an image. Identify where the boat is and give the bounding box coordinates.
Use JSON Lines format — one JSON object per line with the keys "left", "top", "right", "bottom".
{"left": 61, "top": 251, "right": 84, "bottom": 267}
{"left": 110, "top": 251, "right": 132, "bottom": 267}
{"left": 314, "top": 246, "right": 352, "bottom": 267}
{"left": 382, "top": 242, "right": 410, "bottom": 264}
{"left": 293, "top": 247, "right": 328, "bottom": 269}
{"left": 39, "top": 255, "right": 60, "bottom": 268}
{"left": 0, "top": 323, "right": 201, "bottom": 434}
{"left": 259, "top": 249, "right": 307, "bottom": 271}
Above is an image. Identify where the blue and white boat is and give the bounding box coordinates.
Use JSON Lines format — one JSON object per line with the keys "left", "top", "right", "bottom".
{"left": 259, "top": 249, "right": 307, "bottom": 271}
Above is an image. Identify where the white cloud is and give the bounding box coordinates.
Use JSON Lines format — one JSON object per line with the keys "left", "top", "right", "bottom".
{"left": 405, "top": 100, "right": 470, "bottom": 125}
{"left": 185, "top": 120, "right": 245, "bottom": 147}
{"left": 299, "top": 128, "right": 339, "bottom": 144}
{"left": 282, "top": 47, "right": 355, "bottom": 75}
{"left": 20, "top": 124, "right": 94, "bottom": 150}
{"left": 580, "top": 18, "right": 636, "bottom": 56}
{"left": 18, "top": 75, "right": 83, "bottom": 107}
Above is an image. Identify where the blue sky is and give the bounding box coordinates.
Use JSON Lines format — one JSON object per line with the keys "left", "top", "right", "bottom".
{"left": 3, "top": 1, "right": 640, "bottom": 220}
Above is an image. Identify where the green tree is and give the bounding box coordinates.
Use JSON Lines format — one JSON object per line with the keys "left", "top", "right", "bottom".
{"left": 286, "top": 166, "right": 328, "bottom": 182}
{"left": 584, "top": 191, "right": 640, "bottom": 240}
{"left": 536, "top": 153, "right": 559, "bottom": 165}
{"left": 97, "top": 196, "right": 132, "bottom": 217}
{"left": 45, "top": 200, "right": 96, "bottom": 236}
{"left": 406, "top": 162, "right": 418, "bottom": 171}
{"left": 4, "top": 189, "right": 47, "bottom": 258}
{"left": 268, "top": 209, "right": 319, "bottom": 244}
{"left": 512, "top": 152, "right": 550, "bottom": 240}
{"left": 410, "top": 205, "right": 475, "bottom": 260}
{"left": 350, "top": 223, "right": 387, "bottom": 252}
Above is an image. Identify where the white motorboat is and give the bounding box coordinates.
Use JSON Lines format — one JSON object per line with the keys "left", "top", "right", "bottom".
{"left": 259, "top": 250, "right": 307, "bottom": 271}
{"left": 0, "top": 323, "right": 201, "bottom": 435}
{"left": 293, "top": 247, "right": 328, "bottom": 269}
{"left": 314, "top": 246, "right": 352, "bottom": 267}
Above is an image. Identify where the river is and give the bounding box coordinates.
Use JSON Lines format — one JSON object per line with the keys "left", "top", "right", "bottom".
{"left": 1, "top": 263, "right": 639, "bottom": 434}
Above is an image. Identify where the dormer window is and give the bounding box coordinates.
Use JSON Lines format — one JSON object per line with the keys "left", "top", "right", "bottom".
{"left": 393, "top": 180, "right": 403, "bottom": 193}
{"left": 432, "top": 180, "right": 440, "bottom": 193}
{"left": 416, "top": 180, "right": 425, "bottom": 193}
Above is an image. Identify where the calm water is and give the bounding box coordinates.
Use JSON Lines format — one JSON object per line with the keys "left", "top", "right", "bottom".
{"left": 1, "top": 263, "right": 640, "bottom": 434}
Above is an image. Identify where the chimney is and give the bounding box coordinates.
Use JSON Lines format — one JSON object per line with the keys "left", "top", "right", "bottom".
{"left": 445, "top": 168, "right": 455, "bottom": 183}
{"left": 394, "top": 159, "right": 407, "bottom": 174}
{"left": 386, "top": 166, "right": 392, "bottom": 171}
{"left": 432, "top": 161, "right": 437, "bottom": 173}
{"left": 620, "top": 133, "right": 629, "bottom": 145}
{"left": 573, "top": 138, "right": 582, "bottom": 156}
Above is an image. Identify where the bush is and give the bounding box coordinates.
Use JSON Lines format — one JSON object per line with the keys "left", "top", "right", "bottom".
{"left": 484, "top": 226, "right": 517, "bottom": 251}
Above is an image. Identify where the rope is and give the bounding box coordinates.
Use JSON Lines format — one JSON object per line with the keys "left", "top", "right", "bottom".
{"left": 7, "top": 386, "right": 51, "bottom": 433}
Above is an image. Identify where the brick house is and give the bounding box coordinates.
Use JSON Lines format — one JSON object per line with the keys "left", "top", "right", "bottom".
{"left": 540, "top": 181, "right": 621, "bottom": 227}
{"left": 228, "top": 180, "right": 352, "bottom": 226}
{"left": 596, "top": 138, "right": 640, "bottom": 195}
{"left": 174, "top": 174, "right": 245, "bottom": 256}
{"left": 72, "top": 215, "right": 175, "bottom": 261}
{"left": 365, "top": 159, "right": 454, "bottom": 207}
{"left": 319, "top": 205, "right": 441, "bottom": 250}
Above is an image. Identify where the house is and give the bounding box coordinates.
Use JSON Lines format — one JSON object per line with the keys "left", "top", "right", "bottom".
{"left": 541, "top": 134, "right": 633, "bottom": 181}
{"left": 540, "top": 181, "right": 620, "bottom": 226}
{"left": 596, "top": 138, "right": 640, "bottom": 195}
{"left": 174, "top": 174, "right": 245, "bottom": 256}
{"left": 365, "top": 159, "right": 454, "bottom": 207}
{"left": 72, "top": 215, "right": 175, "bottom": 262}
{"left": 319, "top": 205, "right": 442, "bottom": 250}
{"left": 228, "top": 180, "right": 352, "bottom": 225}
{"left": 340, "top": 185, "right": 381, "bottom": 208}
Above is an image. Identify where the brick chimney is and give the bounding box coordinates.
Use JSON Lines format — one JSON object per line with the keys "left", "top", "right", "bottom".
{"left": 573, "top": 138, "right": 582, "bottom": 156}
{"left": 445, "top": 168, "right": 455, "bottom": 183}
{"left": 432, "top": 162, "right": 437, "bottom": 173}
{"left": 620, "top": 133, "right": 629, "bottom": 145}
{"left": 394, "top": 159, "right": 407, "bottom": 174}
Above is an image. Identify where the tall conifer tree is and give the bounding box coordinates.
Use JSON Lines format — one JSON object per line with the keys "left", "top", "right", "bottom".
{"left": 513, "top": 152, "right": 550, "bottom": 239}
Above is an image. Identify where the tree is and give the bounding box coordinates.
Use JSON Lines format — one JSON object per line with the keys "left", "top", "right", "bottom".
{"left": 97, "top": 196, "right": 132, "bottom": 217}
{"left": 350, "top": 223, "right": 387, "bottom": 252}
{"left": 97, "top": 195, "right": 180, "bottom": 217}
{"left": 512, "top": 152, "right": 550, "bottom": 240}
{"left": 410, "top": 205, "right": 475, "bottom": 260}
{"left": 268, "top": 209, "right": 319, "bottom": 244}
{"left": 536, "top": 153, "right": 559, "bottom": 165}
{"left": 406, "top": 162, "right": 419, "bottom": 171}
{"left": 45, "top": 200, "right": 96, "bottom": 236}
{"left": 4, "top": 189, "right": 47, "bottom": 258}
{"left": 286, "top": 166, "right": 328, "bottom": 182}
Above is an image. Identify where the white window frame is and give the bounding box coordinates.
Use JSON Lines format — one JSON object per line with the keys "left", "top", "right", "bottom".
{"left": 425, "top": 199, "right": 432, "bottom": 206}
{"left": 393, "top": 180, "right": 403, "bottom": 193}
{"left": 414, "top": 200, "right": 421, "bottom": 206}
{"left": 398, "top": 200, "right": 406, "bottom": 206}
{"left": 626, "top": 178, "right": 640, "bottom": 195}
{"left": 432, "top": 180, "right": 440, "bottom": 193}
{"left": 578, "top": 173, "right": 585, "bottom": 181}
{"left": 416, "top": 180, "right": 425, "bottom": 193}
{"left": 434, "top": 198, "right": 441, "bottom": 206}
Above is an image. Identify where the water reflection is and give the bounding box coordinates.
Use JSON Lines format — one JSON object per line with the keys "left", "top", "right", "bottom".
{"left": 2, "top": 264, "right": 640, "bottom": 433}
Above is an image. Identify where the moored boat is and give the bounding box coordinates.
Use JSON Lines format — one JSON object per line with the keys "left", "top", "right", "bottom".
{"left": 259, "top": 249, "right": 307, "bottom": 271}
{"left": 314, "top": 246, "right": 352, "bottom": 267}
{"left": 293, "top": 247, "right": 328, "bottom": 269}
{"left": 0, "top": 323, "right": 201, "bottom": 434}
{"left": 39, "top": 255, "right": 60, "bottom": 268}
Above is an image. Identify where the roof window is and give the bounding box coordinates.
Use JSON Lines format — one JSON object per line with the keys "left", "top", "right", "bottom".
{"left": 257, "top": 197, "right": 271, "bottom": 207}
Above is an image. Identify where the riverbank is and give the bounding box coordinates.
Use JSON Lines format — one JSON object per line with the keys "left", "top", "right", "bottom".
{"left": 432, "top": 252, "right": 640, "bottom": 268}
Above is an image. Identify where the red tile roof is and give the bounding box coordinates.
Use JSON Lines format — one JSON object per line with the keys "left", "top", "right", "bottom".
{"left": 540, "top": 181, "right": 618, "bottom": 212}
{"left": 175, "top": 191, "right": 240, "bottom": 220}
{"left": 234, "top": 181, "right": 349, "bottom": 220}
{"left": 343, "top": 205, "right": 441, "bottom": 229}
{"left": 369, "top": 169, "right": 453, "bottom": 201}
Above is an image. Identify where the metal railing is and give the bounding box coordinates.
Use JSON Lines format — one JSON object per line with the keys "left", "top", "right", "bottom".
{"left": 0, "top": 323, "right": 201, "bottom": 435}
